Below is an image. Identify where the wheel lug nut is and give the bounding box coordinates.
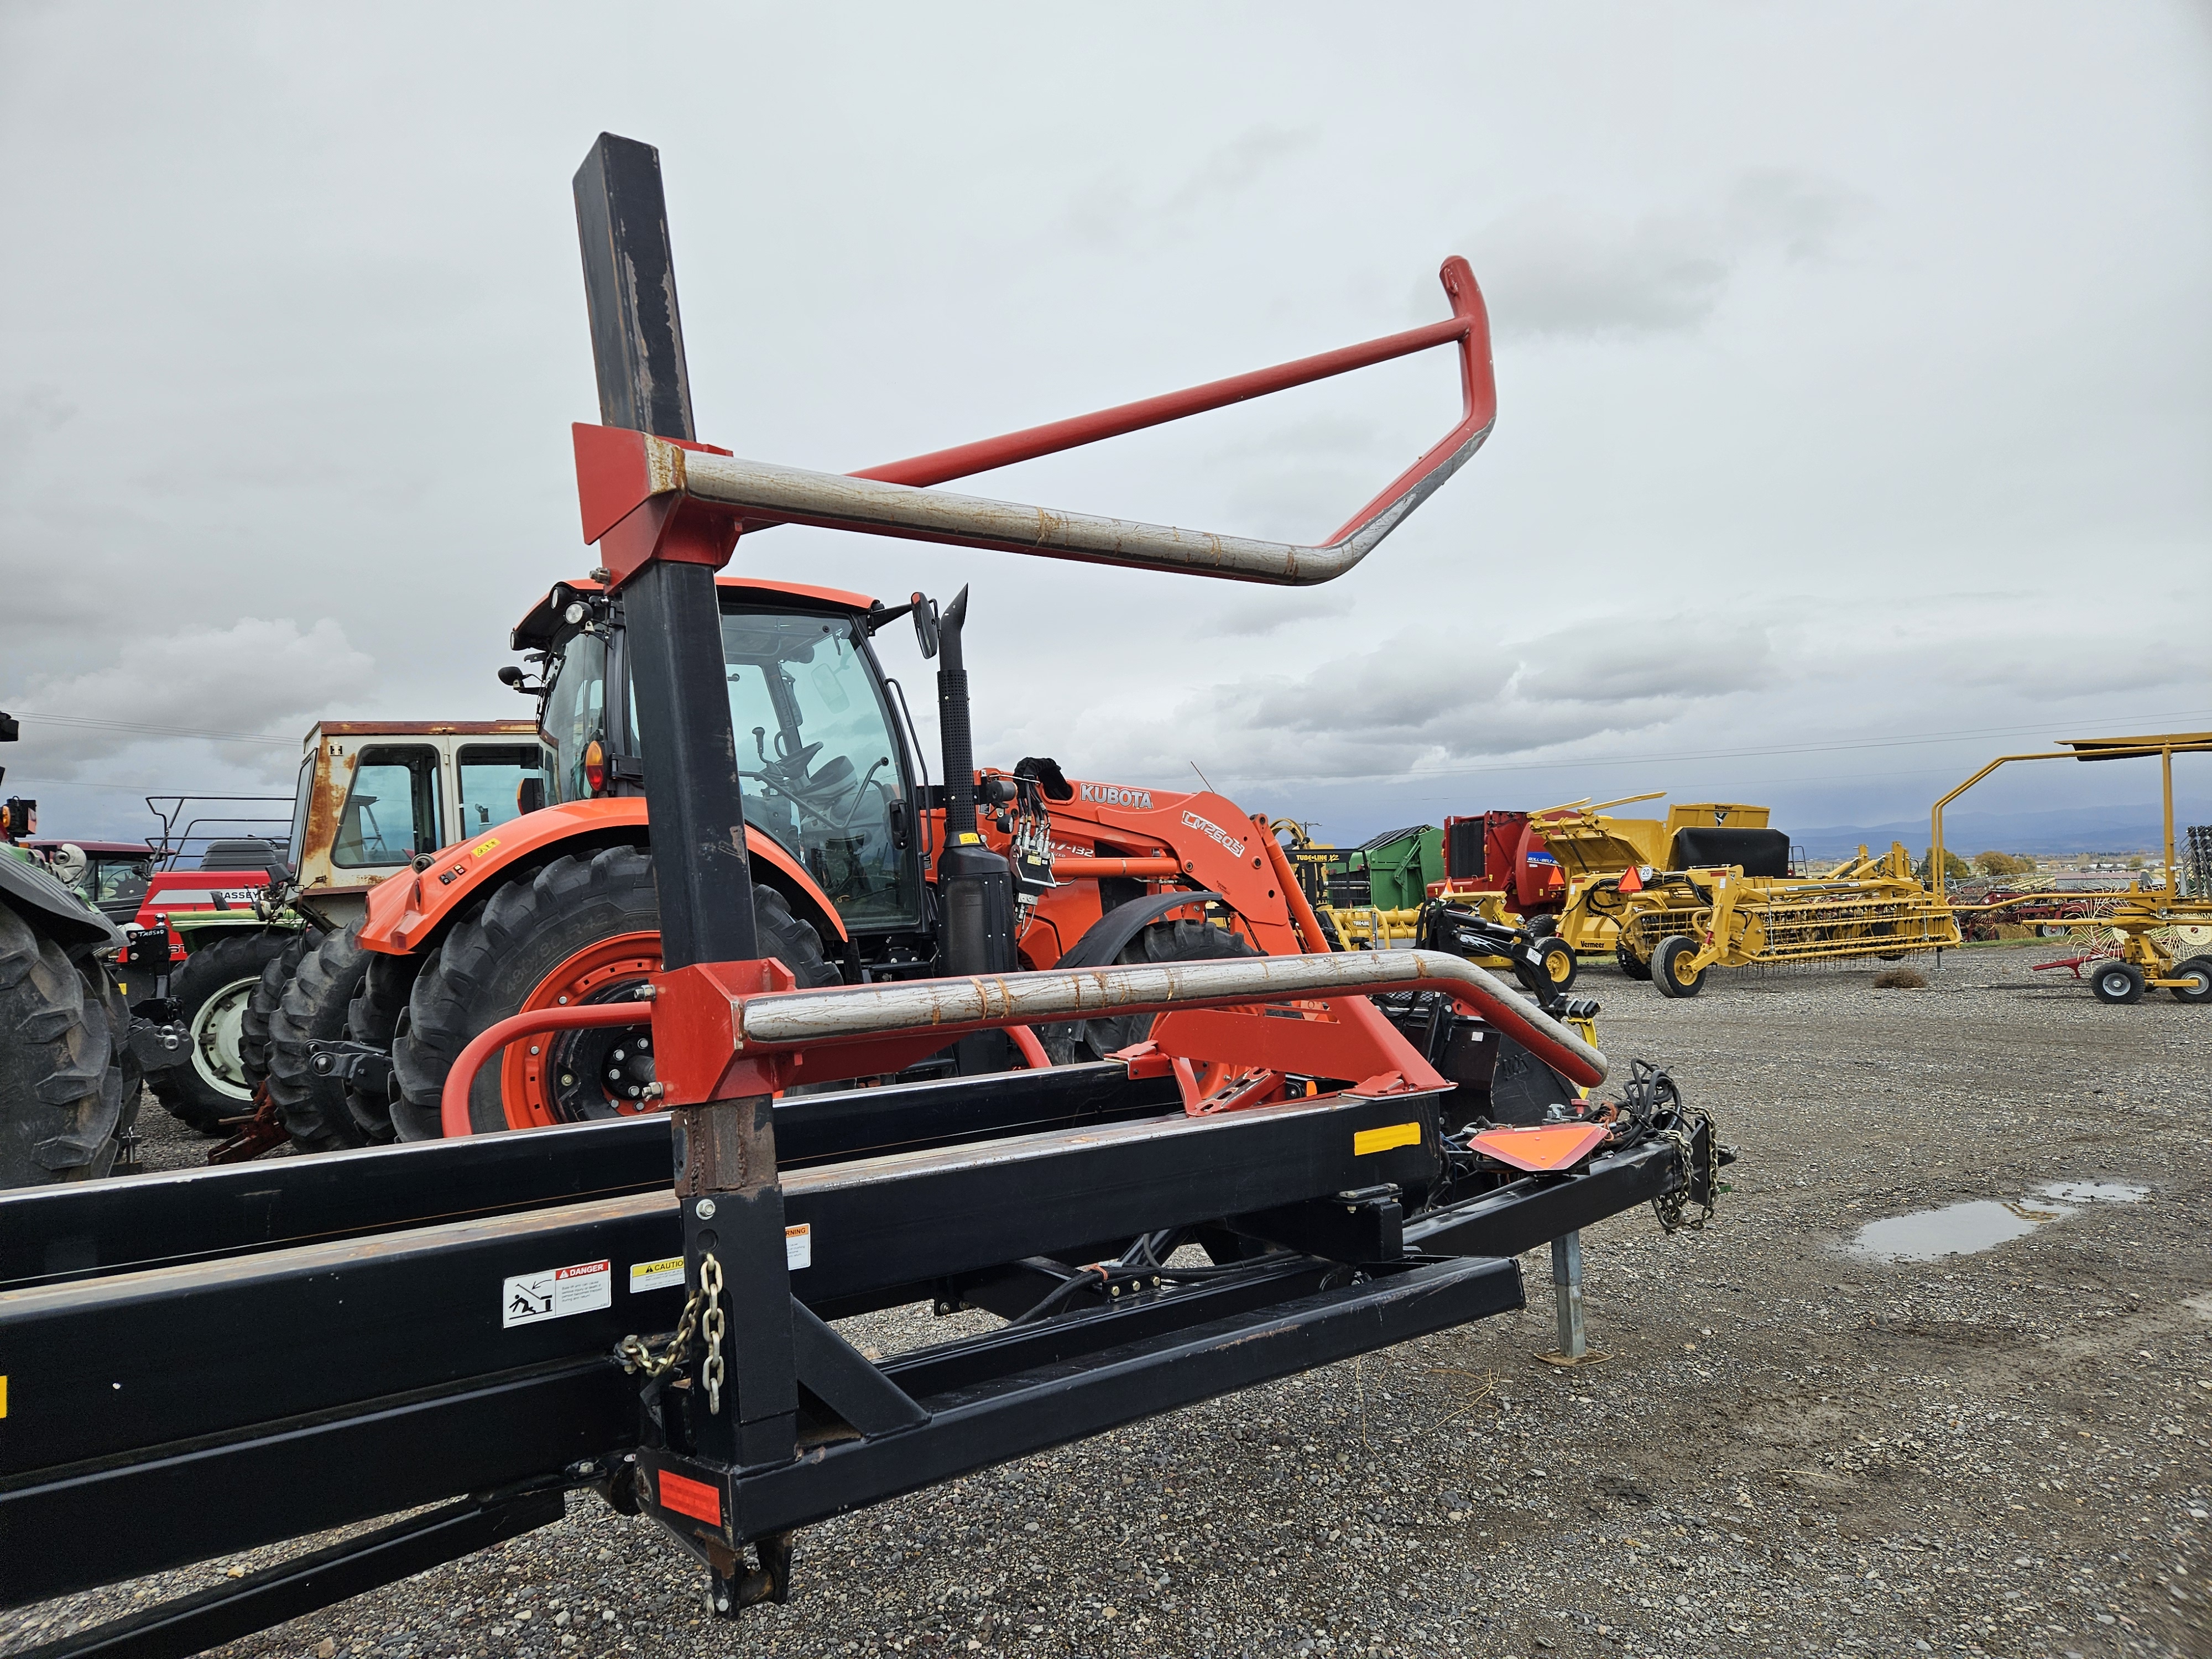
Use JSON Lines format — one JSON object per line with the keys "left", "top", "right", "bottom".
{"left": 607, "top": 1068, "right": 622, "bottom": 1081}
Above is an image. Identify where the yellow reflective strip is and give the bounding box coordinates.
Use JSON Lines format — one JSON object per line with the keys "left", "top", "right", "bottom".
{"left": 1, "top": 1375, "right": 8, "bottom": 1418}
{"left": 1353, "top": 1121, "right": 1420, "bottom": 1156}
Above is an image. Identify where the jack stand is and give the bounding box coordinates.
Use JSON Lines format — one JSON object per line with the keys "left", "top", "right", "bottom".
{"left": 1537, "top": 1229, "right": 1608, "bottom": 1368}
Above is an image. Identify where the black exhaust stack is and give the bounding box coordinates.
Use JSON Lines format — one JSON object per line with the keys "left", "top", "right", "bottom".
{"left": 931, "top": 587, "right": 1016, "bottom": 1072}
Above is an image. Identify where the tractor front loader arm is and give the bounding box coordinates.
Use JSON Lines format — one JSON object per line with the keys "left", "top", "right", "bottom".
{"left": 573, "top": 257, "right": 1494, "bottom": 589}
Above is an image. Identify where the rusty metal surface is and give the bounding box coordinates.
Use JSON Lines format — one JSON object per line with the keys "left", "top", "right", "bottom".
{"left": 307, "top": 722, "right": 540, "bottom": 739}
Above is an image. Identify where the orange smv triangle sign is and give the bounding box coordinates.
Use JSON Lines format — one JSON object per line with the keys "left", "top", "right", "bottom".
{"left": 1618, "top": 865, "right": 1645, "bottom": 895}
{"left": 1468, "top": 1123, "right": 1609, "bottom": 1173}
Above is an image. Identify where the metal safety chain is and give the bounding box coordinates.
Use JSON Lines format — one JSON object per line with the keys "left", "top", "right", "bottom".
{"left": 699, "top": 1254, "right": 727, "bottom": 1413}
{"left": 1651, "top": 1106, "right": 1718, "bottom": 1234}
{"left": 615, "top": 1253, "right": 727, "bottom": 1413}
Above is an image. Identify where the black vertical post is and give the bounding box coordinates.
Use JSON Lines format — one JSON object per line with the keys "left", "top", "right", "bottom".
{"left": 575, "top": 133, "right": 792, "bottom": 1474}
{"left": 573, "top": 131, "right": 759, "bottom": 971}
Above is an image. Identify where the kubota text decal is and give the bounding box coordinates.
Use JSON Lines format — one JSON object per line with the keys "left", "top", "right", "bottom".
{"left": 1079, "top": 782, "right": 1154, "bottom": 810}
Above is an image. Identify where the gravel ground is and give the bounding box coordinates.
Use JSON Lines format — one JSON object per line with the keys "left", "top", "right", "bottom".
{"left": 9, "top": 941, "right": 2208, "bottom": 1658}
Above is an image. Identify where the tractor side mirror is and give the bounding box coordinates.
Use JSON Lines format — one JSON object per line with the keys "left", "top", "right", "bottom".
{"left": 517, "top": 777, "right": 546, "bottom": 816}
{"left": 910, "top": 592, "right": 940, "bottom": 660}
{"left": 498, "top": 666, "right": 525, "bottom": 688}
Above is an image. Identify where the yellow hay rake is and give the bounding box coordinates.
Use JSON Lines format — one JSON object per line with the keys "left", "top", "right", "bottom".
{"left": 1609, "top": 839, "right": 1961, "bottom": 998}
{"left": 1932, "top": 731, "right": 2212, "bottom": 1006}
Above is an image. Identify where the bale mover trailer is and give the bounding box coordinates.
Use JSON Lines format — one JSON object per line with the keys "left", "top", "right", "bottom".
{"left": 0, "top": 135, "right": 1725, "bottom": 1655}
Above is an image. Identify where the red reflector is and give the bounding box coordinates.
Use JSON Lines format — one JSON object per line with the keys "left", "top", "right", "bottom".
{"left": 657, "top": 1468, "right": 722, "bottom": 1526}
{"left": 1469, "top": 1123, "right": 1608, "bottom": 1173}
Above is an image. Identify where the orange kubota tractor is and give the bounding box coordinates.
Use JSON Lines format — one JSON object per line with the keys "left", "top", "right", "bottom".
{"left": 265, "top": 224, "right": 1505, "bottom": 1148}
{"left": 270, "top": 577, "right": 1328, "bottom": 1144}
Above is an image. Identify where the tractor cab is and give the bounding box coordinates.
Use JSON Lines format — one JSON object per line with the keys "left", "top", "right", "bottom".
{"left": 512, "top": 576, "right": 930, "bottom": 945}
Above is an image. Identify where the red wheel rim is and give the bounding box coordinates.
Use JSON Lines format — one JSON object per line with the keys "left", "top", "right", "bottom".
{"left": 500, "top": 930, "right": 661, "bottom": 1130}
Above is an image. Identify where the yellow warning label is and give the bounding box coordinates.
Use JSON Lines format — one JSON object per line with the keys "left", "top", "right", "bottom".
{"left": 472, "top": 837, "right": 501, "bottom": 859}
{"left": 1353, "top": 1122, "right": 1421, "bottom": 1156}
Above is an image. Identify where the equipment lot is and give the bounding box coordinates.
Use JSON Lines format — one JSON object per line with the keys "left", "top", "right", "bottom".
{"left": 8, "top": 942, "right": 2204, "bottom": 1659}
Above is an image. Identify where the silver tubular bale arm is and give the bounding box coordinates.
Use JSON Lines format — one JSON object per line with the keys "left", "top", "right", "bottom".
{"left": 737, "top": 948, "right": 1606, "bottom": 1087}
{"left": 666, "top": 436, "right": 1486, "bottom": 587}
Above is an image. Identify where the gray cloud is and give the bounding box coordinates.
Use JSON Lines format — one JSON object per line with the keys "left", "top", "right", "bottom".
{"left": 1465, "top": 169, "right": 1871, "bottom": 340}
{"left": 3, "top": 6, "right": 2203, "bottom": 851}
{"left": 4, "top": 618, "right": 377, "bottom": 779}
{"left": 1065, "top": 123, "right": 1322, "bottom": 249}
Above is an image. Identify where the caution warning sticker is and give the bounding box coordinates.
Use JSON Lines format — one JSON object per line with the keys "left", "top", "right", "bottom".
{"left": 502, "top": 1258, "right": 612, "bottom": 1329}
{"left": 629, "top": 1256, "right": 686, "bottom": 1295}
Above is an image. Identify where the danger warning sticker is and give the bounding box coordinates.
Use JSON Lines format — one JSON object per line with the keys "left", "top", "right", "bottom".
{"left": 502, "top": 1259, "right": 612, "bottom": 1329}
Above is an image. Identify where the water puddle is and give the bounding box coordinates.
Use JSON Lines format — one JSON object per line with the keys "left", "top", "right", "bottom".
{"left": 1848, "top": 1181, "right": 2147, "bottom": 1262}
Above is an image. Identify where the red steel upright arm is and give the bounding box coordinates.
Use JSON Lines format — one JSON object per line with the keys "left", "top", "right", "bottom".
{"left": 574, "top": 258, "right": 1494, "bottom": 588}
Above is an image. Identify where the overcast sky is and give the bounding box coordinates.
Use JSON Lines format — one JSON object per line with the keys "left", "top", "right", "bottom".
{"left": 4, "top": 3, "right": 2208, "bottom": 853}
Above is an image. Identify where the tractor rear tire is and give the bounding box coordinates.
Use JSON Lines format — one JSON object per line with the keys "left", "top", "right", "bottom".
{"left": 390, "top": 847, "right": 836, "bottom": 1140}
{"left": 1615, "top": 940, "right": 1653, "bottom": 982}
{"left": 148, "top": 928, "right": 290, "bottom": 1134}
{"left": 1050, "top": 919, "right": 1261, "bottom": 1064}
{"left": 2090, "top": 961, "right": 2146, "bottom": 1005}
{"left": 0, "top": 901, "right": 133, "bottom": 1188}
{"left": 2168, "top": 956, "right": 2212, "bottom": 1004}
{"left": 1651, "top": 935, "right": 1705, "bottom": 999}
{"left": 1532, "top": 936, "right": 1578, "bottom": 994}
{"left": 241, "top": 927, "right": 322, "bottom": 1089}
{"left": 268, "top": 926, "right": 377, "bottom": 1151}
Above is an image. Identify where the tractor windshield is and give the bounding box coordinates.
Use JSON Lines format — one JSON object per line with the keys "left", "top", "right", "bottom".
{"left": 718, "top": 611, "right": 917, "bottom": 928}
{"left": 537, "top": 605, "right": 919, "bottom": 930}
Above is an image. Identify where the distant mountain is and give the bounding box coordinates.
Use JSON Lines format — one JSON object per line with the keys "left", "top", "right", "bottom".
{"left": 1790, "top": 801, "right": 2210, "bottom": 859}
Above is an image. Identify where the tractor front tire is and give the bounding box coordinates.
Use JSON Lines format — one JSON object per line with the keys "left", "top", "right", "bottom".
{"left": 1651, "top": 935, "right": 1705, "bottom": 999}
{"left": 241, "top": 927, "right": 321, "bottom": 1089}
{"left": 268, "top": 926, "right": 377, "bottom": 1151}
{"left": 392, "top": 847, "right": 835, "bottom": 1141}
{"left": 0, "top": 902, "right": 134, "bottom": 1188}
{"left": 1532, "top": 936, "right": 1578, "bottom": 994}
{"left": 1615, "top": 940, "right": 1653, "bottom": 982}
{"left": 342, "top": 948, "right": 421, "bottom": 1140}
{"left": 2168, "top": 956, "right": 2212, "bottom": 1004}
{"left": 2090, "top": 961, "right": 2147, "bottom": 1005}
{"left": 148, "top": 928, "right": 290, "bottom": 1134}
{"left": 1050, "top": 919, "right": 1262, "bottom": 1064}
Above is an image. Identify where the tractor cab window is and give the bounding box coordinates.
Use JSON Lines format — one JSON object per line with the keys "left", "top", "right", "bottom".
{"left": 540, "top": 629, "right": 608, "bottom": 805}
{"left": 457, "top": 744, "right": 547, "bottom": 836}
{"left": 721, "top": 610, "right": 919, "bottom": 928}
{"left": 332, "top": 747, "right": 443, "bottom": 867}
{"left": 77, "top": 854, "right": 152, "bottom": 907}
